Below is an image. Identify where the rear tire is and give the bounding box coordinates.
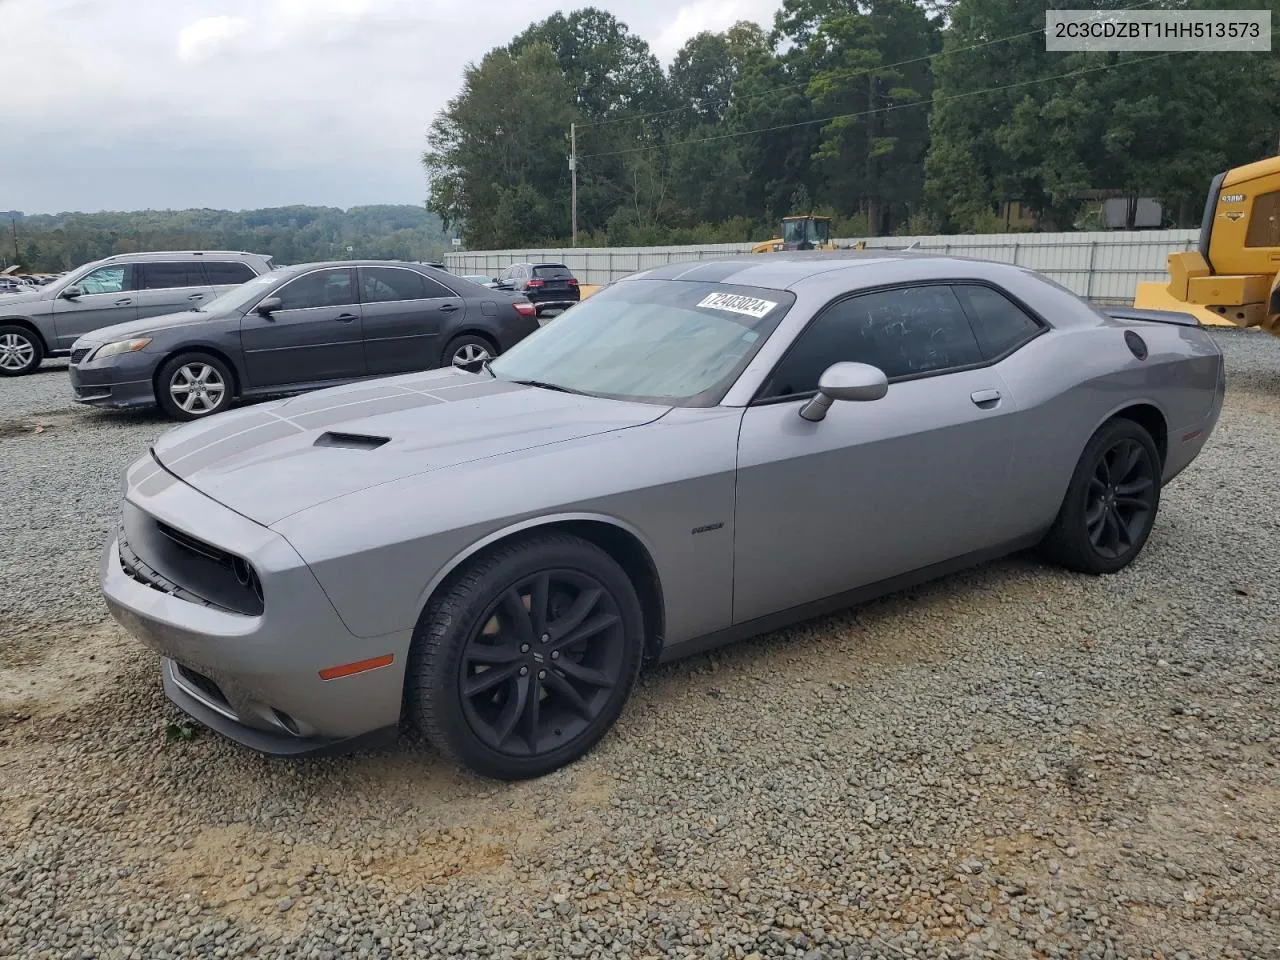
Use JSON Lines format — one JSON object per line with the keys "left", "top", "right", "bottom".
{"left": 1040, "top": 418, "right": 1162, "bottom": 574}
{"left": 442, "top": 333, "right": 496, "bottom": 372}
{"left": 156, "top": 352, "right": 234, "bottom": 421}
{"left": 406, "top": 533, "right": 645, "bottom": 780}
{"left": 0, "top": 325, "right": 44, "bottom": 376}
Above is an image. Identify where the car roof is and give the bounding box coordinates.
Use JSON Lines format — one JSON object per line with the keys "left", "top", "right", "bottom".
{"left": 96, "top": 250, "right": 271, "bottom": 263}
{"left": 623, "top": 250, "right": 1020, "bottom": 291}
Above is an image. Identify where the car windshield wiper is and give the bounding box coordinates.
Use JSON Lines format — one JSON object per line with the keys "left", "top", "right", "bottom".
{"left": 509, "top": 378, "right": 589, "bottom": 396}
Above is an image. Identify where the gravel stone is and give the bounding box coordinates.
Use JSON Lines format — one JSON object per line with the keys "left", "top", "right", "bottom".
{"left": 3, "top": 331, "right": 1280, "bottom": 960}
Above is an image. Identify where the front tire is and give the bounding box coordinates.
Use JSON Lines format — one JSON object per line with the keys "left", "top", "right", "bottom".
{"left": 1040, "top": 417, "right": 1162, "bottom": 574}
{"left": 156, "top": 352, "right": 234, "bottom": 421}
{"left": 0, "top": 325, "right": 44, "bottom": 376}
{"left": 407, "top": 533, "right": 645, "bottom": 780}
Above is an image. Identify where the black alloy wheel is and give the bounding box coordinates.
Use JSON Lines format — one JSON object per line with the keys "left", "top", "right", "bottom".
{"left": 1040, "top": 417, "right": 1162, "bottom": 575}
{"left": 407, "top": 533, "right": 644, "bottom": 780}
{"left": 1084, "top": 436, "right": 1157, "bottom": 560}
{"left": 459, "top": 569, "right": 626, "bottom": 756}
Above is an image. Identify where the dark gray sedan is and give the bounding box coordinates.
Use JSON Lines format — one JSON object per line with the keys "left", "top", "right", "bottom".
{"left": 68, "top": 260, "right": 540, "bottom": 420}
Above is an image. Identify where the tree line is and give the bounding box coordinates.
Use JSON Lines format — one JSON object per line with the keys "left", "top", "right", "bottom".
{"left": 423, "top": 0, "right": 1280, "bottom": 250}
{"left": 3, "top": 205, "right": 451, "bottom": 274}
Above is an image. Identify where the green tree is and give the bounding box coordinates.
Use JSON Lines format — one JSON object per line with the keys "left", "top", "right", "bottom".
{"left": 778, "top": 0, "right": 941, "bottom": 234}
{"left": 423, "top": 43, "right": 575, "bottom": 248}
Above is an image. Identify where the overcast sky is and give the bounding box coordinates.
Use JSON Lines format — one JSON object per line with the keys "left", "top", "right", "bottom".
{"left": 0, "top": 0, "right": 778, "bottom": 215}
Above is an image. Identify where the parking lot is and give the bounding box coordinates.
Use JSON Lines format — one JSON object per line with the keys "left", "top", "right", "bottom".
{"left": 2, "top": 331, "right": 1279, "bottom": 960}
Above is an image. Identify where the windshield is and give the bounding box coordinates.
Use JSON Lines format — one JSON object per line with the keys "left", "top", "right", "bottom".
{"left": 487, "top": 278, "right": 795, "bottom": 406}
{"left": 195, "top": 271, "right": 284, "bottom": 314}
{"left": 782, "top": 218, "right": 827, "bottom": 245}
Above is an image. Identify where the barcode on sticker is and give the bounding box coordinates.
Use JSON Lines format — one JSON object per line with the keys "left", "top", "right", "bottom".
{"left": 696, "top": 292, "right": 778, "bottom": 319}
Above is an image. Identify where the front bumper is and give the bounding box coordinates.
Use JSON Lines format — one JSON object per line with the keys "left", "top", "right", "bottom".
{"left": 100, "top": 453, "right": 412, "bottom": 756}
{"left": 69, "top": 349, "right": 158, "bottom": 409}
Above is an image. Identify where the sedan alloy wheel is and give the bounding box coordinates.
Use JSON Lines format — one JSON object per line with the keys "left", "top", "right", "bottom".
{"left": 169, "top": 362, "right": 227, "bottom": 415}
{"left": 451, "top": 341, "right": 492, "bottom": 370}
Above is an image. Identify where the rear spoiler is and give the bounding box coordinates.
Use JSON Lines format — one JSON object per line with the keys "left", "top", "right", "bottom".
{"left": 1101, "top": 306, "right": 1202, "bottom": 328}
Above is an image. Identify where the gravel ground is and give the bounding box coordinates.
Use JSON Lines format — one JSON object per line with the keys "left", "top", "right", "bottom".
{"left": 2, "top": 333, "right": 1279, "bottom": 960}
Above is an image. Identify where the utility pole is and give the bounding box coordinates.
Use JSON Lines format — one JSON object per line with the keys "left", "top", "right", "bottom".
{"left": 570, "top": 122, "right": 578, "bottom": 248}
{"left": 10, "top": 217, "right": 19, "bottom": 265}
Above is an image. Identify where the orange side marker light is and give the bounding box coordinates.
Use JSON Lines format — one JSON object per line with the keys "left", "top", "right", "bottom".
{"left": 319, "top": 654, "right": 394, "bottom": 681}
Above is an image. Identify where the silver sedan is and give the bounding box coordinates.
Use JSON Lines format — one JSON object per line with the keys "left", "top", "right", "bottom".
{"left": 100, "top": 252, "right": 1225, "bottom": 780}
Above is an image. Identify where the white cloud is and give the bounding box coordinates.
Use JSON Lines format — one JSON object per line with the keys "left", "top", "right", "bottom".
{"left": 177, "top": 15, "right": 249, "bottom": 62}
{"left": 653, "top": 0, "right": 777, "bottom": 61}
{"left": 0, "top": 0, "right": 777, "bottom": 213}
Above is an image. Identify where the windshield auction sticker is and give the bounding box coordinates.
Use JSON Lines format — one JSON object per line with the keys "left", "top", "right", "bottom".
{"left": 696, "top": 293, "right": 778, "bottom": 319}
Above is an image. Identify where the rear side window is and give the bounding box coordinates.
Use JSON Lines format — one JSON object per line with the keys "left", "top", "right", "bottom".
{"left": 533, "top": 265, "right": 574, "bottom": 280}
{"left": 139, "top": 262, "right": 205, "bottom": 290}
{"left": 361, "top": 267, "right": 430, "bottom": 303}
{"left": 360, "top": 267, "right": 456, "bottom": 302}
{"left": 205, "top": 261, "right": 257, "bottom": 285}
{"left": 951, "top": 284, "right": 1043, "bottom": 359}
{"left": 758, "top": 284, "right": 983, "bottom": 398}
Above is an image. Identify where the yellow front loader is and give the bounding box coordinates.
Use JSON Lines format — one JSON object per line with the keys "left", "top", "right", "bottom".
{"left": 752, "top": 215, "right": 837, "bottom": 254}
{"left": 1133, "top": 154, "right": 1280, "bottom": 335}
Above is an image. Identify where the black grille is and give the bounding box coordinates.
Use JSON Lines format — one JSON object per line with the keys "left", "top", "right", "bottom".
{"left": 70, "top": 348, "right": 91, "bottom": 364}
{"left": 118, "top": 519, "right": 223, "bottom": 610}
{"left": 117, "top": 515, "right": 264, "bottom": 616}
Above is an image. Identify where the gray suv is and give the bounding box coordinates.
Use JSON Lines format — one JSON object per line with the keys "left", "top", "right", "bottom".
{"left": 0, "top": 250, "right": 274, "bottom": 376}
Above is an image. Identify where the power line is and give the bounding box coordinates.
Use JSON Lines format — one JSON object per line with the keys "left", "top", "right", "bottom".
{"left": 578, "top": 37, "right": 1243, "bottom": 162}
{"left": 573, "top": 0, "right": 1170, "bottom": 131}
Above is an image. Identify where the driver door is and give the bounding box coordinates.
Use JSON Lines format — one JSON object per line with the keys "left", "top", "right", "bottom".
{"left": 239, "top": 267, "right": 366, "bottom": 388}
{"left": 50, "top": 264, "right": 139, "bottom": 348}
{"left": 732, "top": 283, "right": 1019, "bottom": 624}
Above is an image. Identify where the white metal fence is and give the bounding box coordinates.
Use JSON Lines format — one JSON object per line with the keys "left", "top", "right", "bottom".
{"left": 445, "top": 229, "right": 1199, "bottom": 304}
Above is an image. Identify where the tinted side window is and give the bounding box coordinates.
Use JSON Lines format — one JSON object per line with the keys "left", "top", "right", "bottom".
{"left": 139, "top": 262, "right": 205, "bottom": 290}
{"left": 276, "top": 269, "right": 355, "bottom": 310}
{"left": 759, "top": 285, "right": 983, "bottom": 398}
{"left": 419, "top": 275, "right": 455, "bottom": 298}
{"left": 205, "top": 261, "right": 256, "bottom": 285}
{"left": 951, "top": 284, "right": 1043, "bottom": 359}
{"left": 361, "top": 267, "right": 430, "bottom": 303}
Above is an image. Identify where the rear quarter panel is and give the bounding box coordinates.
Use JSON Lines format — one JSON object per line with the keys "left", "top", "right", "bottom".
{"left": 995, "top": 318, "right": 1222, "bottom": 532}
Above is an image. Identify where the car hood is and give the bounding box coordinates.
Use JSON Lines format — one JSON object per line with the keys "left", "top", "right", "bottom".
{"left": 74, "top": 309, "right": 228, "bottom": 346}
{"left": 0, "top": 287, "right": 48, "bottom": 309}
{"left": 150, "top": 368, "right": 670, "bottom": 526}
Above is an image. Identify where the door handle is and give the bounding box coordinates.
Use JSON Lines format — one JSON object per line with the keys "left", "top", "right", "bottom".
{"left": 114, "top": 298, "right": 132, "bottom": 306}
{"left": 970, "top": 388, "right": 1002, "bottom": 408}
{"left": 439, "top": 302, "right": 459, "bottom": 313}
{"left": 333, "top": 313, "right": 358, "bottom": 323}
{"left": 187, "top": 293, "right": 205, "bottom": 301}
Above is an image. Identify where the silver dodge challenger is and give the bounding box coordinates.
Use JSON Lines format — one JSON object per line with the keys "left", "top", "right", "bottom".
{"left": 100, "top": 251, "right": 1225, "bottom": 780}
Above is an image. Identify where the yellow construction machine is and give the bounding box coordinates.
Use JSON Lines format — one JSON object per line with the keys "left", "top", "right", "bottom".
{"left": 752, "top": 215, "right": 837, "bottom": 254}
{"left": 1133, "top": 153, "right": 1280, "bottom": 335}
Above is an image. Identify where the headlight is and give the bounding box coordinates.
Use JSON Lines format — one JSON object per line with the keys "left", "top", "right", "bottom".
{"left": 91, "top": 337, "right": 152, "bottom": 360}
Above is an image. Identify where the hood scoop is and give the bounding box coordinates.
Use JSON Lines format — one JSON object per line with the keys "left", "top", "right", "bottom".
{"left": 314, "top": 431, "right": 390, "bottom": 451}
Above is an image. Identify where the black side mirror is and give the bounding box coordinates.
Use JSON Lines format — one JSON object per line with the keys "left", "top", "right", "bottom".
{"left": 256, "top": 295, "right": 282, "bottom": 317}
{"left": 799, "top": 362, "right": 888, "bottom": 422}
